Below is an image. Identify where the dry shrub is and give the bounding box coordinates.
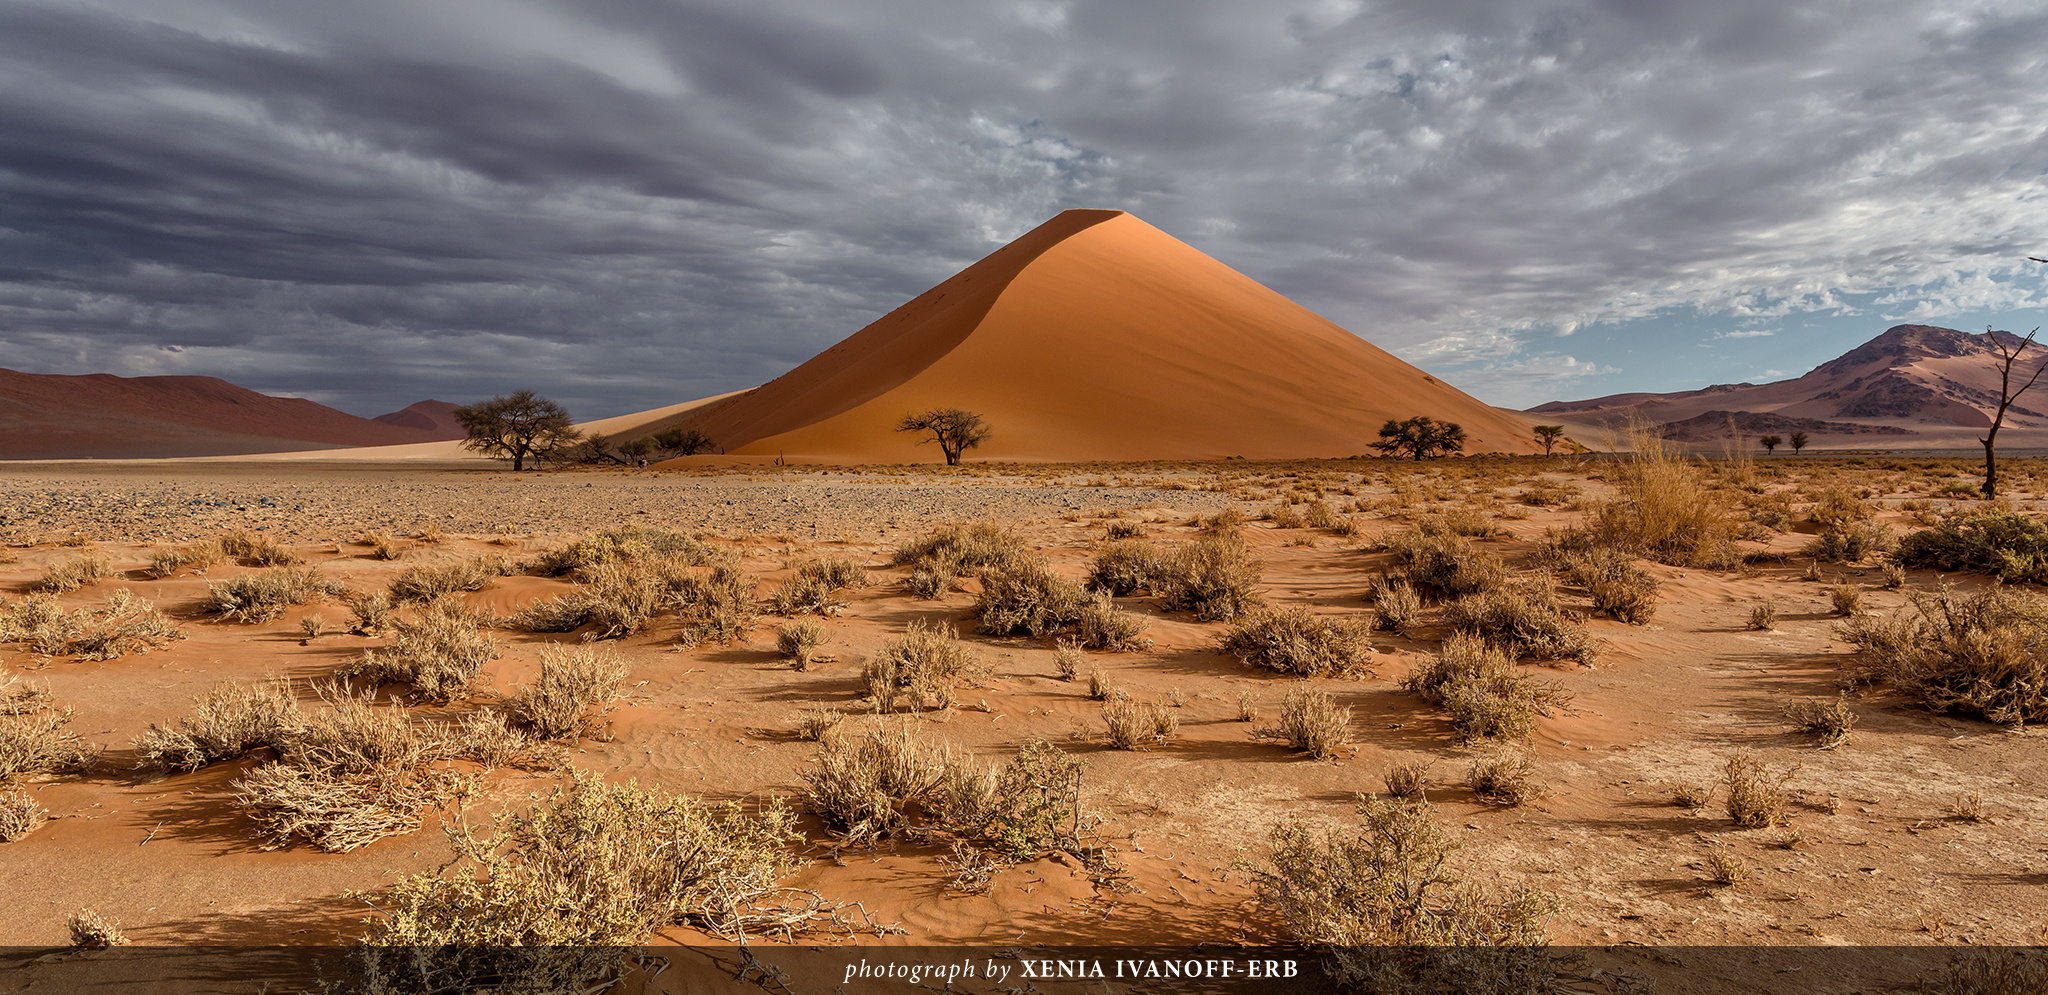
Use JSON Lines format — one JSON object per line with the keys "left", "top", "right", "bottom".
{"left": 34, "top": 552, "right": 110, "bottom": 593}
{"left": 1442, "top": 578, "right": 1596, "bottom": 664}
{"left": 1882, "top": 562, "right": 1907, "bottom": 589}
{"left": 1368, "top": 575, "right": 1422, "bottom": 633}
{"left": 805, "top": 721, "right": 938, "bottom": 842}
{"left": 144, "top": 540, "right": 224, "bottom": 579}
{"left": 1804, "top": 521, "right": 1897, "bottom": 564}
{"left": 1895, "top": 508, "right": 2048, "bottom": 583}
{"left": 1465, "top": 750, "right": 1541, "bottom": 806}
{"left": 503, "top": 645, "right": 628, "bottom": 740}
{"left": 0, "top": 707, "right": 99, "bottom": 780}
{"left": 777, "top": 618, "right": 824, "bottom": 669}
{"left": 231, "top": 684, "right": 450, "bottom": 852}
{"left": 1087, "top": 669, "right": 1117, "bottom": 702}
{"left": 1561, "top": 547, "right": 1659, "bottom": 624}
{"left": 1748, "top": 600, "right": 1778, "bottom": 630}
{"left": 1218, "top": 606, "right": 1371, "bottom": 677}
{"left": 1302, "top": 500, "right": 1340, "bottom": 530}
{"left": 1783, "top": 693, "right": 1857, "bottom": 748}
{"left": 794, "top": 555, "right": 869, "bottom": 591}
{"left": 1414, "top": 508, "right": 1498, "bottom": 538}
{"left": 446, "top": 709, "right": 564, "bottom": 771}
{"left": 1382, "top": 761, "right": 1430, "bottom": 801}
{"left": 206, "top": 566, "right": 333, "bottom": 623}
{"left": 1252, "top": 796, "right": 1557, "bottom": 992}
{"left": 892, "top": 522, "right": 1030, "bottom": 575}
{"left": 1255, "top": 686, "right": 1351, "bottom": 760}
{"left": 1723, "top": 750, "right": 1794, "bottom": 828}
{"left": 1940, "top": 951, "right": 2048, "bottom": 995}
{"left": 1403, "top": 632, "right": 1571, "bottom": 742}
{"left": 509, "top": 558, "right": 695, "bottom": 638}
{"left": 529, "top": 526, "right": 724, "bottom": 576}
{"left": 348, "top": 590, "right": 395, "bottom": 636}
{"left": 359, "top": 771, "right": 811, "bottom": 956}
{"left": 344, "top": 600, "right": 496, "bottom": 703}
{"left": 66, "top": 909, "right": 128, "bottom": 948}
{"left": 1235, "top": 688, "right": 1259, "bottom": 722}
{"left": 413, "top": 525, "right": 446, "bottom": 544}
{"left": 389, "top": 557, "right": 511, "bottom": 603}
{"left": 1074, "top": 592, "right": 1151, "bottom": 652}
{"left": 1670, "top": 781, "right": 1715, "bottom": 809}
{"left": 1154, "top": 531, "right": 1265, "bottom": 622}
{"left": 1838, "top": 585, "right": 2048, "bottom": 725}
{"left": 0, "top": 789, "right": 46, "bottom": 842}
{"left": 220, "top": 531, "right": 297, "bottom": 566}
{"left": 1, "top": 590, "right": 183, "bottom": 660}
{"left": 0, "top": 677, "right": 51, "bottom": 716}
{"left": 135, "top": 679, "right": 300, "bottom": 771}
{"left": 766, "top": 573, "right": 844, "bottom": 617}
{"left": 1705, "top": 848, "right": 1749, "bottom": 887}
{"left": 1103, "top": 520, "right": 1145, "bottom": 540}
{"left": 362, "top": 531, "right": 403, "bottom": 560}
{"left": 1382, "top": 529, "right": 1507, "bottom": 598}
{"left": 1087, "top": 539, "right": 1164, "bottom": 596}
{"left": 1054, "top": 641, "right": 1083, "bottom": 681}
{"left": 794, "top": 707, "right": 845, "bottom": 742}
{"left": 1102, "top": 698, "right": 1177, "bottom": 749}
{"left": 1806, "top": 487, "right": 1870, "bottom": 527}
{"left": 904, "top": 564, "right": 957, "bottom": 599}
{"left": 1521, "top": 479, "right": 1579, "bottom": 507}
{"left": 863, "top": 621, "right": 982, "bottom": 712}
{"left": 1829, "top": 582, "right": 1864, "bottom": 616}
{"left": 673, "top": 565, "right": 756, "bottom": 645}
{"left": 974, "top": 557, "right": 1085, "bottom": 637}
{"left": 1590, "top": 425, "right": 1739, "bottom": 568}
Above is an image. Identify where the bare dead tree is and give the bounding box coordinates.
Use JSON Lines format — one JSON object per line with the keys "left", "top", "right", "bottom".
{"left": 1980, "top": 326, "right": 2047, "bottom": 499}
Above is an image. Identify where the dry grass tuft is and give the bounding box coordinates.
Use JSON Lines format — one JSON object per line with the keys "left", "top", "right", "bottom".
{"left": 863, "top": 621, "right": 982, "bottom": 712}
{"left": 1381, "top": 761, "right": 1430, "bottom": 801}
{"left": 529, "top": 526, "right": 724, "bottom": 577}
{"left": 1088, "top": 539, "right": 1164, "bottom": 596}
{"left": 1705, "top": 848, "right": 1750, "bottom": 887}
{"left": 794, "top": 707, "right": 845, "bottom": 742}
{"left": 1589, "top": 425, "right": 1739, "bottom": 569}
{"left": 1783, "top": 693, "right": 1856, "bottom": 749}
{"left": 1464, "top": 750, "right": 1541, "bottom": 806}
{"left": 1723, "top": 750, "right": 1795, "bottom": 828}
{"left": 777, "top": 618, "right": 825, "bottom": 669}
{"left": 1670, "top": 781, "right": 1715, "bottom": 809}
{"left": 1381, "top": 529, "right": 1507, "bottom": 598}
{"left": 206, "top": 566, "right": 334, "bottom": 623}
{"left": 1, "top": 590, "right": 183, "bottom": 660}
{"left": 33, "top": 552, "right": 111, "bottom": 593}
{"left": 1442, "top": 578, "right": 1596, "bottom": 664}
{"left": 1829, "top": 582, "right": 1864, "bottom": 617}
{"left": 1254, "top": 686, "right": 1352, "bottom": 760}
{"left": 1560, "top": 547, "right": 1659, "bottom": 624}
{"left": 1102, "top": 697, "right": 1177, "bottom": 749}
{"left": 502, "top": 645, "right": 629, "bottom": 740}
{"left": 343, "top": 600, "right": 496, "bottom": 703}
{"left": 1054, "top": 641, "right": 1083, "bottom": 681}
{"left": 1218, "top": 606, "right": 1372, "bottom": 677}
{"left": 135, "top": 679, "right": 300, "bottom": 771}
{"left": 0, "top": 677, "right": 52, "bottom": 716}
{"left": 0, "top": 789, "right": 46, "bottom": 842}
{"left": 1074, "top": 592, "right": 1151, "bottom": 652}
{"left": 0, "top": 706, "right": 100, "bottom": 780}
{"left": 1153, "top": 531, "right": 1266, "bottom": 622}
{"left": 220, "top": 532, "right": 298, "bottom": 567}
{"left": 1838, "top": 585, "right": 2048, "bottom": 725}
{"left": 1367, "top": 575, "right": 1422, "bottom": 633}
{"left": 1747, "top": 600, "right": 1779, "bottom": 631}
{"left": 1403, "top": 632, "right": 1570, "bottom": 742}
{"left": 389, "top": 557, "right": 512, "bottom": 603}
{"left": 66, "top": 909, "right": 128, "bottom": 948}
{"left": 145, "top": 540, "right": 224, "bottom": 579}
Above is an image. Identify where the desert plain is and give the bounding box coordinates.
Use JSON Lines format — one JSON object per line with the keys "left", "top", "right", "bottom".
{"left": 0, "top": 452, "right": 2044, "bottom": 993}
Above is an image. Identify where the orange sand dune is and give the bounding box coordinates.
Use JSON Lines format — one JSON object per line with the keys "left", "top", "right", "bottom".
{"left": 650, "top": 210, "right": 1533, "bottom": 463}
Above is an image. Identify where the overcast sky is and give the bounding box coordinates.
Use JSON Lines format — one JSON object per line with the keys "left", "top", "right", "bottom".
{"left": 1, "top": 0, "right": 2044, "bottom": 419}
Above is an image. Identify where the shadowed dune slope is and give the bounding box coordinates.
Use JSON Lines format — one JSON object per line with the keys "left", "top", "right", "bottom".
{"left": 659, "top": 210, "right": 1533, "bottom": 462}
{"left": 0, "top": 370, "right": 450, "bottom": 459}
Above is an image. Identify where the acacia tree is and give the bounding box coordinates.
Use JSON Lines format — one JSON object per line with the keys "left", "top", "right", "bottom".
{"left": 1980, "top": 326, "right": 2047, "bottom": 499}
{"left": 1372, "top": 416, "right": 1467, "bottom": 461}
{"left": 896, "top": 408, "right": 989, "bottom": 465}
{"left": 1789, "top": 431, "right": 1809, "bottom": 455}
{"left": 1533, "top": 425, "right": 1565, "bottom": 456}
{"left": 454, "top": 390, "right": 581, "bottom": 471}
{"left": 1759, "top": 434, "right": 1781, "bottom": 455}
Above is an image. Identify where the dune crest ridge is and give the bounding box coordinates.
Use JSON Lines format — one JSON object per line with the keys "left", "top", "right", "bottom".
{"left": 653, "top": 210, "right": 1531, "bottom": 462}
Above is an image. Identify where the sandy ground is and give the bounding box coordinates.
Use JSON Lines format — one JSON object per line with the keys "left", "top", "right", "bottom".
{"left": 1, "top": 457, "right": 2044, "bottom": 992}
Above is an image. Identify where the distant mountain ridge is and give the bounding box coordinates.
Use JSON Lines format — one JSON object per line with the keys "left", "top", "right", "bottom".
{"left": 1531, "top": 324, "right": 2048, "bottom": 447}
{"left": 0, "top": 368, "right": 455, "bottom": 458}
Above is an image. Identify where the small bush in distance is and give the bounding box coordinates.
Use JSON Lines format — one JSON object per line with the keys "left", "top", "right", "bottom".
{"left": 1087, "top": 539, "right": 1163, "bottom": 596}
{"left": 1254, "top": 686, "right": 1351, "bottom": 760}
{"left": 974, "top": 557, "right": 1085, "bottom": 637}
{"left": 864, "top": 621, "right": 981, "bottom": 712}
{"left": 1804, "top": 521, "right": 1897, "bottom": 564}
{"left": 0, "top": 789, "right": 47, "bottom": 842}
{"left": 1218, "top": 606, "right": 1371, "bottom": 677}
{"left": 1465, "top": 750, "right": 1541, "bottom": 806}
{"left": 503, "top": 645, "right": 629, "bottom": 741}
{"left": 1381, "top": 761, "right": 1430, "bottom": 801}
{"left": 1367, "top": 575, "right": 1422, "bottom": 633}
{"left": 1723, "top": 750, "right": 1794, "bottom": 828}
{"left": 1382, "top": 529, "right": 1506, "bottom": 599}
{"left": 1894, "top": 508, "right": 2048, "bottom": 583}
{"left": 1251, "top": 796, "right": 1556, "bottom": 992}
{"left": 1074, "top": 592, "right": 1151, "bottom": 651}
{"left": 1102, "top": 698, "right": 1177, "bottom": 750}
{"left": 144, "top": 540, "right": 223, "bottom": 579}
{"left": 388, "top": 557, "right": 511, "bottom": 603}
{"left": 891, "top": 522, "right": 1029, "bottom": 575}
{"left": 1782, "top": 693, "right": 1856, "bottom": 749}
{"left": 529, "top": 526, "right": 724, "bottom": 577}
{"left": 220, "top": 532, "right": 297, "bottom": 567}
{"left": 2, "top": 590, "right": 183, "bottom": 661}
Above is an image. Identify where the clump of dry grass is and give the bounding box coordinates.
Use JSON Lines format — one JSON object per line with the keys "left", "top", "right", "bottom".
{"left": 1102, "top": 697, "right": 1177, "bottom": 749}
{"left": 1670, "top": 781, "right": 1715, "bottom": 809}
{"left": 220, "top": 531, "right": 298, "bottom": 567}
{"left": 1252, "top": 796, "right": 1557, "bottom": 991}
{"left": 446, "top": 709, "right": 565, "bottom": 772}
{"left": 1254, "top": 686, "right": 1352, "bottom": 760}
{"left": 863, "top": 621, "right": 982, "bottom": 712}
{"left": 502, "top": 645, "right": 628, "bottom": 740}
{"left": 1074, "top": 591, "right": 1151, "bottom": 651}
{"left": 1560, "top": 547, "right": 1659, "bottom": 624}
{"left": 357, "top": 771, "right": 813, "bottom": 951}
{"left": 66, "top": 909, "right": 128, "bottom": 948}
{"left": 672, "top": 565, "right": 756, "bottom": 645}
{"left": 1704, "top": 848, "right": 1749, "bottom": 887}
{"left": 347, "top": 590, "right": 395, "bottom": 636}
{"left": 0, "top": 705, "right": 99, "bottom": 780}
{"left": 767, "top": 574, "right": 847, "bottom": 617}
{"left": 0, "top": 590, "right": 183, "bottom": 660}
{"left": 231, "top": 683, "right": 452, "bottom": 852}
{"left": 343, "top": 600, "right": 496, "bottom": 703}
{"left": 1723, "top": 751, "right": 1795, "bottom": 828}
{"left": 1747, "top": 600, "right": 1778, "bottom": 630}
{"left": 361, "top": 531, "right": 403, "bottom": 560}
{"left": 1806, "top": 487, "right": 1870, "bottom": 528}
{"left": 144, "top": 540, "right": 224, "bottom": 579}
{"left": 1589, "top": 425, "right": 1739, "bottom": 569}
{"left": 1829, "top": 582, "right": 1863, "bottom": 616}
{"left": 1218, "top": 606, "right": 1372, "bottom": 677}
{"left": 1367, "top": 575, "right": 1422, "bottom": 633}
{"left": 1838, "top": 585, "right": 2048, "bottom": 725}
{"left": 804, "top": 721, "right": 938, "bottom": 842}
{"left": 1381, "top": 529, "right": 1507, "bottom": 599}
{"left": 973, "top": 557, "right": 1085, "bottom": 637}
{"left": 1783, "top": 693, "right": 1857, "bottom": 748}
{"left": 1087, "top": 539, "right": 1163, "bottom": 596}
{"left": 1382, "top": 761, "right": 1430, "bottom": 801}
{"left": 33, "top": 552, "right": 110, "bottom": 593}
{"left": 0, "top": 789, "right": 46, "bottom": 842}
{"left": 1403, "top": 633, "right": 1570, "bottom": 742}
{"left": 1895, "top": 507, "right": 2048, "bottom": 583}
{"left": 794, "top": 707, "right": 845, "bottom": 742}
{"left": 1053, "top": 641, "right": 1083, "bottom": 681}
{"left": 135, "top": 679, "right": 300, "bottom": 771}
{"left": 1442, "top": 578, "right": 1596, "bottom": 665}
{"left": 1153, "top": 531, "right": 1266, "bottom": 622}
{"left": 389, "top": 557, "right": 512, "bottom": 603}
{"left": 1949, "top": 793, "right": 1986, "bottom": 822}
{"left": 529, "top": 526, "right": 724, "bottom": 576}
{"left": 206, "top": 566, "right": 333, "bottom": 623}
{"left": 0, "top": 677, "right": 51, "bottom": 716}
{"left": 777, "top": 618, "right": 824, "bottom": 670}
{"left": 1235, "top": 688, "right": 1259, "bottom": 722}
{"left": 1804, "top": 521, "right": 1897, "bottom": 564}
{"left": 1465, "top": 750, "right": 1541, "bottom": 806}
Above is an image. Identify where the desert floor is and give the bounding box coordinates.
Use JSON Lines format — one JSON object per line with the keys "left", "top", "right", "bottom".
{"left": 0, "top": 456, "right": 2043, "bottom": 992}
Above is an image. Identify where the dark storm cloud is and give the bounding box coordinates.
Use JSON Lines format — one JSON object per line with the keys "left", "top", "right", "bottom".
{"left": 0, "top": 0, "right": 2043, "bottom": 415}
